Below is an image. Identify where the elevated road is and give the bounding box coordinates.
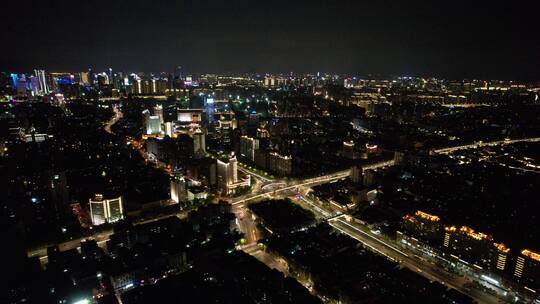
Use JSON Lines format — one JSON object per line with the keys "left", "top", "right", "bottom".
{"left": 433, "top": 137, "right": 540, "bottom": 154}
{"left": 328, "top": 217, "right": 501, "bottom": 304}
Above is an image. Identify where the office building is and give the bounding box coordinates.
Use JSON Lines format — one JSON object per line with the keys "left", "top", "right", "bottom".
{"left": 217, "top": 153, "right": 238, "bottom": 193}
{"left": 267, "top": 151, "right": 292, "bottom": 176}
{"left": 240, "top": 136, "right": 259, "bottom": 161}
{"left": 89, "top": 194, "right": 124, "bottom": 226}
{"left": 146, "top": 115, "right": 162, "bottom": 135}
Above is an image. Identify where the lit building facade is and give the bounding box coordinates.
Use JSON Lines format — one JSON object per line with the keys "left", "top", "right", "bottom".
{"left": 443, "top": 225, "right": 509, "bottom": 271}
{"left": 240, "top": 136, "right": 259, "bottom": 162}
{"left": 267, "top": 152, "right": 292, "bottom": 176}
{"left": 154, "top": 104, "right": 164, "bottom": 124}
{"left": 34, "top": 69, "right": 49, "bottom": 95}
{"left": 193, "top": 128, "right": 206, "bottom": 155}
{"left": 216, "top": 153, "right": 249, "bottom": 194}
{"left": 146, "top": 115, "right": 162, "bottom": 135}
{"left": 170, "top": 175, "right": 187, "bottom": 204}
{"left": 89, "top": 194, "right": 124, "bottom": 226}
{"left": 514, "top": 249, "right": 540, "bottom": 291}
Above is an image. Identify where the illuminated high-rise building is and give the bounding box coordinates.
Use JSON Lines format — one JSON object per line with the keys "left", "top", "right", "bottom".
{"left": 193, "top": 128, "right": 206, "bottom": 155}
{"left": 80, "top": 72, "right": 90, "bottom": 85}
{"left": 164, "top": 122, "right": 173, "bottom": 137}
{"left": 267, "top": 151, "right": 292, "bottom": 175}
{"left": 10, "top": 73, "right": 18, "bottom": 89}
{"left": 170, "top": 175, "right": 187, "bottom": 204}
{"left": 443, "top": 225, "right": 510, "bottom": 272}
{"left": 89, "top": 194, "right": 124, "bottom": 226}
{"left": 154, "top": 104, "right": 164, "bottom": 124}
{"left": 108, "top": 68, "right": 113, "bottom": 86}
{"left": 514, "top": 249, "right": 540, "bottom": 290}
{"left": 240, "top": 136, "right": 259, "bottom": 161}
{"left": 146, "top": 115, "right": 162, "bottom": 135}
{"left": 34, "top": 70, "right": 49, "bottom": 94}
{"left": 29, "top": 76, "right": 40, "bottom": 96}
{"left": 217, "top": 153, "right": 238, "bottom": 193}
{"left": 205, "top": 96, "right": 215, "bottom": 124}
{"left": 16, "top": 75, "right": 27, "bottom": 96}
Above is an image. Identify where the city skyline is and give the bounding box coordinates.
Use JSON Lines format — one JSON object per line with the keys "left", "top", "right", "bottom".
{"left": 1, "top": 1, "right": 539, "bottom": 80}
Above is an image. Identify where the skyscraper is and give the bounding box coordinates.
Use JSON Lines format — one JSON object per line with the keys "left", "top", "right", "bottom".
{"left": 154, "top": 104, "right": 164, "bottom": 124}
{"left": 193, "top": 128, "right": 206, "bottom": 156}
{"left": 108, "top": 68, "right": 114, "bottom": 86}
{"left": 80, "top": 72, "right": 90, "bottom": 85}
{"left": 217, "top": 153, "right": 238, "bottom": 193}
{"left": 240, "top": 136, "right": 259, "bottom": 161}
{"left": 34, "top": 70, "right": 49, "bottom": 94}
{"left": 170, "top": 175, "right": 187, "bottom": 204}
{"left": 16, "top": 75, "right": 27, "bottom": 96}
{"left": 89, "top": 194, "right": 124, "bottom": 226}
{"left": 205, "top": 96, "right": 215, "bottom": 125}
{"left": 29, "top": 76, "right": 40, "bottom": 96}
{"left": 146, "top": 115, "right": 162, "bottom": 135}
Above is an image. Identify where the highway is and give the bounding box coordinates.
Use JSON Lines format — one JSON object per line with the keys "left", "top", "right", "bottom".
{"left": 286, "top": 191, "right": 503, "bottom": 303}
{"left": 231, "top": 159, "right": 395, "bottom": 206}
{"left": 27, "top": 210, "right": 189, "bottom": 266}
{"left": 433, "top": 137, "right": 540, "bottom": 154}
{"left": 328, "top": 218, "right": 501, "bottom": 304}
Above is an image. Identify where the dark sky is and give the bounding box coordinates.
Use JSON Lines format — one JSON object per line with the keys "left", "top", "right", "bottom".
{"left": 1, "top": 0, "right": 539, "bottom": 80}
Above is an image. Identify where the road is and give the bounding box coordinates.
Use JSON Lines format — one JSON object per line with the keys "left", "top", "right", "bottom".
{"left": 238, "top": 166, "right": 274, "bottom": 183}
{"left": 285, "top": 190, "right": 503, "bottom": 303}
{"left": 27, "top": 211, "right": 188, "bottom": 266}
{"left": 328, "top": 217, "right": 501, "bottom": 304}
{"left": 103, "top": 105, "right": 123, "bottom": 135}
{"left": 232, "top": 202, "right": 317, "bottom": 296}
{"left": 433, "top": 137, "right": 540, "bottom": 154}
{"left": 286, "top": 188, "right": 506, "bottom": 304}
{"left": 231, "top": 159, "right": 395, "bottom": 206}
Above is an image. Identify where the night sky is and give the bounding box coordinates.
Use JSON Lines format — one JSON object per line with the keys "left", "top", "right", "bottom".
{"left": 1, "top": 0, "right": 539, "bottom": 80}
